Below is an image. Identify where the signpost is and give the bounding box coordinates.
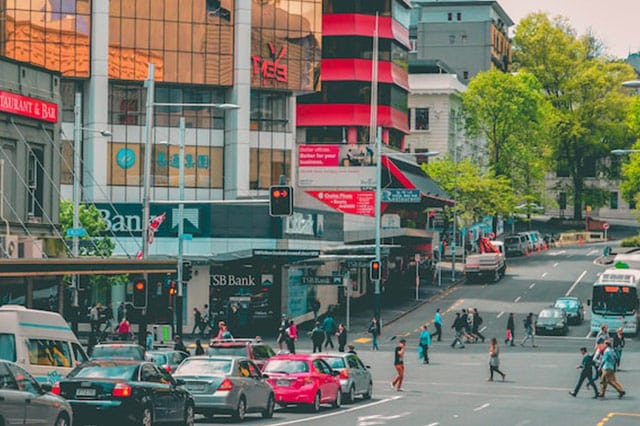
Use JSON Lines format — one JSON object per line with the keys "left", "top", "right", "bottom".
{"left": 66, "top": 227, "right": 87, "bottom": 238}
{"left": 603, "top": 222, "right": 610, "bottom": 240}
{"left": 381, "top": 189, "right": 421, "bottom": 203}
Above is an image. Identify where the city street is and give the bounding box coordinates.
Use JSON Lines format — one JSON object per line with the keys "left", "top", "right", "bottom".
{"left": 192, "top": 243, "right": 639, "bottom": 425}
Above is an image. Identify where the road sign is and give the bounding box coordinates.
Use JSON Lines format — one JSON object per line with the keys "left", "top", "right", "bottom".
{"left": 180, "top": 233, "right": 193, "bottom": 240}
{"left": 381, "top": 189, "right": 421, "bottom": 203}
{"left": 602, "top": 222, "right": 610, "bottom": 230}
{"left": 301, "top": 276, "right": 343, "bottom": 285}
{"left": 66, "top": 227, "right": 87, "bottom": 237}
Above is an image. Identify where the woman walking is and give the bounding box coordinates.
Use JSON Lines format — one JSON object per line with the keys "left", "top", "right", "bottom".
{"left": 368, "top": 317, "right": 381, "bottom": 350}
{"left": 488, "top": 337, "right": 506, "bottom": 382}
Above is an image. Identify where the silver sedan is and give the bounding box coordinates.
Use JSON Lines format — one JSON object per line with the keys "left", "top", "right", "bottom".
{"left": 173, "top": 355, "right": 275, "bottom": 422}
{"left": 310, "top": 352, "right": 373, "bottom": 403}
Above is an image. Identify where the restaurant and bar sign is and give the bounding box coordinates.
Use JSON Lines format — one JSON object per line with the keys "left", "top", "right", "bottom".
{"left": 0, "top": 90, "right": 58, "bottom": 123}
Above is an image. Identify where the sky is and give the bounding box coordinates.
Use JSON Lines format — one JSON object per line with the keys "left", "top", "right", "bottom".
{"left": 498, "top": 0, "right": 640, "bottom": 59}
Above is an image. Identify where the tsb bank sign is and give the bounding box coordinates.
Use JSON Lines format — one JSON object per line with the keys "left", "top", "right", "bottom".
{"left": 210, "top": 274, "right": 256, "bottom": 287}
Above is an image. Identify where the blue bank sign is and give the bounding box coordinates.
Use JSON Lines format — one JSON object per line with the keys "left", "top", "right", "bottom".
{"left": 94, "top": 203, "right": 210, "bottom": 237}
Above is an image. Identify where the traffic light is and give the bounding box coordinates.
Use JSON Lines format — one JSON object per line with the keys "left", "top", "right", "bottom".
{"left": 182, "top": 261, "right": 193, "bottom": 282}
{"left": 168, "top": 280, "right": 178, "bottom": 296}
{"left": 132, "top": 279, "right": 147, "bottom": 308}
{"left": 370, "top": 260, "right": 381, "bottom": 281}
{"left": 269, "top": 185, "right": 293, "bottom": 216}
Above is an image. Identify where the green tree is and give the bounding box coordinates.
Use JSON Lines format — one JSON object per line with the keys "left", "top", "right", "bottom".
{"left": 513, "top": 12, "right": 636, "bottom": 220}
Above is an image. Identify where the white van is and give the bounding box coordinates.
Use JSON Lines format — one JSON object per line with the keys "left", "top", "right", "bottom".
{"left": 0, "top": 305, "right": 88, "bottom": 384}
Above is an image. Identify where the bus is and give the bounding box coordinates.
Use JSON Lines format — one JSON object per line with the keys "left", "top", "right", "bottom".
{"left": 589, "top": 267, "right": 640, "bottom": 336}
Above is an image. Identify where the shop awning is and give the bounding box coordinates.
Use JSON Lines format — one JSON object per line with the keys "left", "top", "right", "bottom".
{"left": 382, "top": 156, "right": 455, "bottom": 207}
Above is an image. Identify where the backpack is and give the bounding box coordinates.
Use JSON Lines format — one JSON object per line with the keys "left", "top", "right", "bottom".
{"left": 477, "top": 315, "right": 483, "bottom": 326}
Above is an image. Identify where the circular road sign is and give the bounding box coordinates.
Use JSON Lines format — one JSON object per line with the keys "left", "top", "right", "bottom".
{"left": 602, "top": 222, "right": 610, "bottom": 230}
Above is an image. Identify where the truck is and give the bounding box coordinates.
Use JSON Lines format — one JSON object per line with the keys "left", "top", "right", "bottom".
{"left": 464, "top": 239, "right": 506, "bottom": 283}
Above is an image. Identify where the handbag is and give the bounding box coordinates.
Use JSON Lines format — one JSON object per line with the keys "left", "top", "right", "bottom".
{"left": 506, "top": 329, "right": 512, "bottom": 341}
{"left": 489, "top": 354, "right": 499, "bottom": 367}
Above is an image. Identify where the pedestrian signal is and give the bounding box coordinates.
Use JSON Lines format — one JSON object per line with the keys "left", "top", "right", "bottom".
{"left": 269, "top": 185, "right": 293, "bottom": 216}
{"left": 370, "top": 260, "right": 381, "bottom": 281}
{"left": 132, "top": 279, "right": 147, "bottom": 308}
{"left": 182, "top": 261, "right": 193, "bottom": 281}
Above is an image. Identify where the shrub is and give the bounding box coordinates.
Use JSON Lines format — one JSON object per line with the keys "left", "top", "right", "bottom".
{"left": 620, "top": 235, "right": 640, "bottom": 247}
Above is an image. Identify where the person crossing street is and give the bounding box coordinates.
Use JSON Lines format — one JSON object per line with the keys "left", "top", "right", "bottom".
{"left": 569, "top": 347, "right": 599, "bottom": 398}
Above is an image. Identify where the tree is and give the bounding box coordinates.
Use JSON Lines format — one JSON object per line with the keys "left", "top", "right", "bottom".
{"left": 513, "top": 13, "right": 636, "bottom": 220}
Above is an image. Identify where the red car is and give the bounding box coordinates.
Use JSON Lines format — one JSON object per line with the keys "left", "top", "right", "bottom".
{"left": 263, "top": 354, "right": 342, "bottom": 412}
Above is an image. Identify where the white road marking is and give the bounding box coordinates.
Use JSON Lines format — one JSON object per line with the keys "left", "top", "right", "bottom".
{"left": 529, "top": 283, "right": 536, "bottom": 289}
{"left": 587, "top": 249, "right": 599, "bottom": 256}
{"left": 586, "top": 331, "right": 593, "bottom": 338}
{"left": 270, "top": 396, "right": 402, "bottom": 426}
{"left": 497, "top": 311, "right": 505, "bottom": 318}
{"left": 565, "top": 270, "right": 587, "bottom": 296}
{"left": 548, "top": 250, "right": 566, "bottom": 256}
{"left": 425, "top": 423, "right": 440, "bottom": 426}
{"left": 480, "top": 326, "right": 487, "bottom": 332}
{"left": 473, "top": 403, "right": 490, "bottom": 412}
{"left": 553, "top": 262, "right": 559, "bottom": 267}
{"left": 515, "top": 421, "right": 532, "bottom": 426}
{"left": 514, "top": 296, "right": 521, "bottom": 303}
{"left": 541, "top": 272, "right": 548, "bottom": 278}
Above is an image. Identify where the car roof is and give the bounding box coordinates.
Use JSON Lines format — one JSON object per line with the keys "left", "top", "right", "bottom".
{"left": 80, "top": 359, "right": 146, "bottom": 367}
{"left": 94, "top": 343, "right": 143, "bottom": 348}
{"left": 267, "top": 354, "right": 318, "bottom": 361}
{"left": 539, "top": 307, "right": 563, "bottom": 313}
{"left": 184, "top": 355, "right": 249, "bottom": 361}
{"left": 555, "top": 296, "right": 579, "bottom": 301}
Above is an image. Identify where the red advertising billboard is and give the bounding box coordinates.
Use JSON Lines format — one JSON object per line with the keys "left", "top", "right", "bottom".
{"left": 0, "top": 90, "right": 58, "bottom": 123}
{"left": 306, "top": 190, "right": 376, "bottom": 216}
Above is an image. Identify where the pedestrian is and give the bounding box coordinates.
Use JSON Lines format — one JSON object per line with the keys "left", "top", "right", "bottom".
{"left": 277, "top": 314, "right": 289, "bottom": 352}
{"left": 337, "top": 323, "right": 348, "bottom": 352}
{"left": 89, "top": 303, "right": 101, "bottom": 337}
{"left": 488, "top": 337, "right": 506, "bottom": 382}
{"left": 347, "top": 344, "right": 357, "bottom": 354}
{"left": 191, "top": 307, "right": 202, "bottom": 336}
{"left": 311, "top": 321, "right": 325, "bottom": 353}
{"left": 286, "top": 320, "right": 298, "bottom": 354}
{"left": 215, "top": 321, "right": 233, "bottom": 340}
{"left": 228, "top": 304, "right": 240, "bottom": 336}
{"left": 368, "top": 317, "right": 381, "bottom": 350}
{"left": 472, "top": 308, "right": 486, "bottom": 343}
{"left": 145, "top": 331, "right": 154, "bottom": 351}
{"left": 312, "top": 298, "right": 321, "bottom": 321}
{"left": 520, "top": 313, "right": 537, "bottom": 347}
{"left": 173, "top": 335, "right": 189, "bottom": 354}
{"left": 322, "top": 312, "right": 337, "bottom": 349}
{"left": 450, "top": 312, "right": 466, "bottom": 349}
{"left": 102, "top": 303, "right": 114, "bottom": 333}
{"left": 595, "top": 324, "right": 609, "bottom": 343}
{"left": 201, "top": 304, "right": 210, "bottom": 337}
{"left": 116, "top": 317, "right": 131, "bottom": 340}
{"left": 432, "top": 308, "right": 442, "bottom": 342}
{"left": 117, "top": 302, "right": 125, "bottom": 323}
{"left": 569, "top": 347, "right": 599, "bottom": 398}
{"left": 612, "top": 328, "right": 625, "bottom": 369}
{"left": 391, "top": 338, "right": 406, "bottom": 391}
{"left": 598, "top": 341, "right": 625, "bottom": 398}
{"left": 461, "top": 309, "right": 475, "bottom": 343}
{"left": 592, "top": 338, "right": 606, "bottom": 380}
{"left": 505, "top": 313, "right": 515, "bottom": 346}
{"left": 419, "top": 325, "right": 431, "bottom": 364}
{"left": 195, "top": 339, "right": 205, "bottom": 355}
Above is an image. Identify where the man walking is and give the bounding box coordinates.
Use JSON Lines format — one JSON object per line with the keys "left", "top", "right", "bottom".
{"left": 520, "top": 312, "right": 537, "bottom": 347}
{"left": 569, "top": 347, "right": 599, "bottom": 398}
{"left": 419, "top": 325, "right": 431, "bottom": 364}
{"left": 450, "top": 312, "right": 465, "bottom": 349}
{"left": 310, "top": 321, "right": 325, "bottom": 353}
{"left": 472, "top": 308, "right": 486, "bottom": 343}
{"left": 391, "top": 339, "right": 406, "bottom": 391}
{"left": 322, "top": 312, "right": 337, "bottom": 349}
{"left": 432, "top": 308, "right": 442, "bottom": 342}
{"left": 598, "top": 341, "right": 625, "bottom": 398}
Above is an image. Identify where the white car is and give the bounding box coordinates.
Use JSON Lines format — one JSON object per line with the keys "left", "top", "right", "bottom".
{"left": 515, "top": 202, "right": 545, "bottom": 214}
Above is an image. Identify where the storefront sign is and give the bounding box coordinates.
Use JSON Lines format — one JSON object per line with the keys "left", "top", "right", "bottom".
{"left": 305, "top": 191, "right": 376, "bottom": 217}
{"left": 210, "top": 274, "right": 257, "bottom": 286}
{"left": 284, "top": 212, "right": 322, "bottom": 236}
{"left": 301, "top": 276, "right": 343, "bottom": 285}
{"left": 297, "top": 144, "right": 377, "bottom": 188}
{"left": 253, "top": 249, "right": 320, "bottom": 257}
{"left": 251, "top": 42, "right": 288, "bottom": 82}
{"left": 0, "top": 90, "right": 58, "bottom": 123}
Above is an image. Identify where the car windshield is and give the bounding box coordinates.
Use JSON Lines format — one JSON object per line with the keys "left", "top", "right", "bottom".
{"left": 592, "top": 285, "right": 638, "bottom": 315}
{"left": 207, "top": 346, "right": 247, "bottom": 357}
{"left": 505, "top": 237, "right": 520, "bottom": 244}
{"left": 555, "top": 299, "right": 578, "bottom": 309}
{"left": 68, "top": 363, "right": 137, "bottom": 380}
{"left": 91, "top": 346, "right": 144, "bottom": 360}
{"left": 320, "top": 357, "right": 345, "bottom": 369}
{"left": 175, "top": 359, "right": 231, "bottom": 375}
{"left": 264, "top": 359, "right": 309, "bottom": 374}
{"left": 145, "top": 353, "right": 168, "bottom": 364}
{"left": 0, "top": 333, "right": 16, "bottom": 362}
{"left": 539, "top": 310, "right": 561, "bottom": 319}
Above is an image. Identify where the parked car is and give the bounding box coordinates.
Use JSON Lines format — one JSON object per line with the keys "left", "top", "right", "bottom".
{"left": 90, "top": 343, "right": 145, "bottom": 360}
{"left": 310, "top": 352, "right": 372, "bottom": 403}
{"left": 172, "top": 355, "right": 275, "bottom": 421}
{"left": 504, "top": 234, "right": 529, "bottom": 256}
{"left": 0, "top": 359, "right": 73, "bottom": 426}
{"left": 515, "top": 202, "right": 545, "bottom": 215}
{"left": 207, "top": 338, "right": 275, "bottom": 370}
{"left": 263, "top": 354, "right": 342, "bottom": 412}
{"left": 52, "top": 359, "right": 194, "bottom": 425}
{"left": 535, "top": 308, "right": 569, "bottom": 336}
{"left": 519, "top": 231, "right": 544, "bottom": 252}
{"left": 553, "top": 297, "right": 585, "bottom": 325}
{"left": 145, "top": 350, "right": 190, "bottom": 373}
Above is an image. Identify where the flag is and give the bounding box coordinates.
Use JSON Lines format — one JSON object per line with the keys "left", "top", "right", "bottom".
{"left": 148, "top": 212, "right": 167, "bottom": 244}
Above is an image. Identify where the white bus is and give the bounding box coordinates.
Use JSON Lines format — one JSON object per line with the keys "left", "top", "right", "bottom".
{"left": 589, "top": 267, "right": 640, "bottom": 336}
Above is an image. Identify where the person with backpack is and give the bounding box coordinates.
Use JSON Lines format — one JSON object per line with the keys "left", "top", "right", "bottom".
{"left": 472, "top": 308, "right": 486, "bottom": 343}
{"left": 450, "top": 312, "right": 466, "bottom": 349}
{"left": 310, "top": 321, "right": 325, "bottom": 353}
{"left": 322, "top": 312, "right": 337, "bottom": 349}
{"left": 569, "top": 347, "right": 599, "bottom": 398}
{"left": 520, "top": 313, "right": 537, "bottom": 347}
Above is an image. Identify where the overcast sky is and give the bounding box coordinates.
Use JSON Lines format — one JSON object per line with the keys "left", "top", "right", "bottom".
{"left": 498, "top": 0, "right": 640, "bottom": 59}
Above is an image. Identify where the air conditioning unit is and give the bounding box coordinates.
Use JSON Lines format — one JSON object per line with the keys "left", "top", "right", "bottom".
{"left": 19, "top": 238, "right": 43, "bottom": 259}
{"left": 0, "top": 235, "right": 18, "bottom": 259}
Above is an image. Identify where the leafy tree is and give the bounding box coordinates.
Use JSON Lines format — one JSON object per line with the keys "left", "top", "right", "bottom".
{"left": 513, "top": 12, "right": 636, "bottom": 219}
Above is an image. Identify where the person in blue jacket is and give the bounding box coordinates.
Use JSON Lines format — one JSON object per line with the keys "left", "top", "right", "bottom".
{"left": 419, "top": 324, "right": 431, "bottom": 364}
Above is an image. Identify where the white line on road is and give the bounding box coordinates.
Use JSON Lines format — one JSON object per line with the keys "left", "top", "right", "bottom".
{"left": 479, "top": 326, "right": 487, "bottom": 332}
{"left": 425, "top": 423, "right": 440, "bottom": 426}
{"left": 587, "top": 249, "right": 599, "bottom": 256}
{"left": 497, "top": 311, "right": 504, "bottom": 318}
{"left": 473, "top": 403, "right": 490, "bottom": 412}
{"left": 514, "top": 296, "right": 521, "bottom": 303}
{"left": 269, "top": 396, "right": 402, "bottom": 426}
{"left": 529, "top": 283, "right": 536, "bottom": 289}
{"left": 542, "top": 272, "right": 548, "bottom": 278}
{"left": 585, "top": 331, "right": 593, "bottom": 338}
{"left": 553, "top": 262, "right": 559, "bottom": 267}
{"left": 565, "top": 270, "right": 587, "bottom": 296}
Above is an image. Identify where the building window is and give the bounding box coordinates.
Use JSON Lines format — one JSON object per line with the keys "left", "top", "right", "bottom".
{"left": 449, "top": 35, "right": 456, "bottom": 44}
{"left": 250, "top": 91, "right": 289, "bottom": 131}
{"left": 463, "top": 71, "right": 469, "bottom": 80}
{"left": 447, "top": 12, "right": 452, "bottom": 21}
{"left": 610, "top": 192, "right": 618, "bottom": 209}
{"left": 27, "top": 147, "right": 44, "bottom": 219}
{"left": 414, "top": 108, "right": 429, "bottom": 131}
{"left": 457, "top": 12, "right": 462, "bottom": 21}
{"left": 461, "top": 35, "right": 468, "bottom": 44}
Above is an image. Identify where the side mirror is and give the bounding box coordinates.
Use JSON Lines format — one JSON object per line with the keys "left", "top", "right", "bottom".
{"left": 175, "top": 379, "right": 186, "bottom": 386}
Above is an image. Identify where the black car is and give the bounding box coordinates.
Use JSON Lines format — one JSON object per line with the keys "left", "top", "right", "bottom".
{"left": 535, "top": 308, "right": 569, "bottom": 336}
{"left": 90, "top": 343, "right": 145, "bottom": 360}
{"left": 52, "top": 360, "right": 194, "bottom": 426}
{"left": 553, "top": 296, "right": 585, "bottom": 325}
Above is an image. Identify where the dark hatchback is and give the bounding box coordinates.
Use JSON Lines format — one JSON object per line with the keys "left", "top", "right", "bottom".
{"left": 553, "top": 297, "right": 585, "bottom": 325}
{"left": 52, "top": 360, "right": 194, "bottom": 426}
{"left": 535, "top": 308, "right": 569, "bottom": 336}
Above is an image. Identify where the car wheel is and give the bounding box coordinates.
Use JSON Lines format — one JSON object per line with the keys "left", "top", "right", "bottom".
{"left": 363, "top": 382, "right": 372, "bottom": 400}
{"left": 332, "top": 389, "right": 342, "bottom": 408}
{"left": 232, "top": 397, "right": 246, "bottom": 422}
{"left": 344, "top": 385, "right": 355, "bottom": 404}
{"left": 182, "top": 404, "right": 195, "bottom": 426}
{"left": 54, "top": 413, "right": 70, "bottom": 426}
{"left": 262, "top": 394, "right": 275, "bottom": 419}
{"left": 140, "top": 406, "right": 153, "bottom": 426}
{"left": 309, "top": 391, "right": 321, "bottom": 412}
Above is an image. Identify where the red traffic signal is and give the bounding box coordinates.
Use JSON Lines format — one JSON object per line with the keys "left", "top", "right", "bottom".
{"left": 132, "top": 279, "right": 147, "bottom": 308}
{"left": 370, "top": 260, "right": 381, "bottom": 280}
{"left": 168, "top": 281, "right": 177, "bottom": 296}
{"left": 269, "top": 185, "right": 293, "bottom": 216}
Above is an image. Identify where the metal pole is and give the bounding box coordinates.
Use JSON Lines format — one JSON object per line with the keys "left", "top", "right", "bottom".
{"left": 176, "top": 117, "right": 185, "bottom": 337}
{"left": 415, "top": 257, "right": 419, "bottom": 301}
{"left": 344, "top": 271, "right": 350, "bottom": 332}
{"left": 452, "top": 131, "right": 458, "bottom": 281}
{"left": 72, "top": 92, "right": 81, "bottom": 309}
{"left": 374, "top": 127, "right": 382, "bottom": 320}
{"left": 142, "top": 63, "right": 155, "bottom": 259}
